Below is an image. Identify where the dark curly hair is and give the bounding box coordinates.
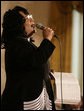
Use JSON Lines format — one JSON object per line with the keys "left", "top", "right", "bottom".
{"left": 1, "top": 6, "right": 29, "bottom": 48}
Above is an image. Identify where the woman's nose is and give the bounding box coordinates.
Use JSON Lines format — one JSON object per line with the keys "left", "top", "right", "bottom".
{"left": 30, "top": 18, "right": 34, "bottom": 22}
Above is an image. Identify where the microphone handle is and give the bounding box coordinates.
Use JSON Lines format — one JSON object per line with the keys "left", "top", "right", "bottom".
{"left": 37, "top": 26, "right": 58, "bottom": 38}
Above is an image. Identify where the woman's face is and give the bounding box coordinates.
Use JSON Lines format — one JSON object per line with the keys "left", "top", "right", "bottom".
{"left": 19, "top": 11, "right": 35, "bottom": 37}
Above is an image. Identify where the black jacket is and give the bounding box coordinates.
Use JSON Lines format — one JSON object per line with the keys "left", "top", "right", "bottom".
{"left": 1, "top": 37, "right": 56, "bottom": 110}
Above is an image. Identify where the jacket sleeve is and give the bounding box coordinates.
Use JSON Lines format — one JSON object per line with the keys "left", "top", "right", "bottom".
{"left": 16, "top": 39, "right": 55, "bottom": 68}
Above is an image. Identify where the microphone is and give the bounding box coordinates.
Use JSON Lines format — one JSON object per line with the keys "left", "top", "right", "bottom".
{"left": 36, "top": 23, "right": 58, "bottom": 38}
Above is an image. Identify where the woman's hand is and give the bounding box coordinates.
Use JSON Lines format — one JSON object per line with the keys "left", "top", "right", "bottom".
{"left": 43, "top": 27, "right": 54, "bottom": 41}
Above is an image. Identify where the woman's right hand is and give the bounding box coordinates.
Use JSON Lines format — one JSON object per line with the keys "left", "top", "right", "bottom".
{"left": 43, "top": 27, "right": 54, "bottom": 41}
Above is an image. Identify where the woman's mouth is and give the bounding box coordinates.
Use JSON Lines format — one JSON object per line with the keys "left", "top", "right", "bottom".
{"left": 31, "top": 24, "right": 35, "bottom": 29}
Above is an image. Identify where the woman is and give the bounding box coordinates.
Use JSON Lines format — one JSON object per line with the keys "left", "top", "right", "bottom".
{"left": 1, "top": 6, "right": 56, "bottom": 110}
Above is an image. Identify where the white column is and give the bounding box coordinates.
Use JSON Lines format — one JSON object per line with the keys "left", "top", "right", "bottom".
{"left": 71, "top": 9, "right": 80, "bottom": 79}
{"left": 71, "top": 8, "right": 83, "bottom": 95}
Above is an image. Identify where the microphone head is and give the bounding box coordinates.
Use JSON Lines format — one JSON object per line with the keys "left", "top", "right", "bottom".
{"left": 36, "top": 23, "right": 44, "bottom": 30}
